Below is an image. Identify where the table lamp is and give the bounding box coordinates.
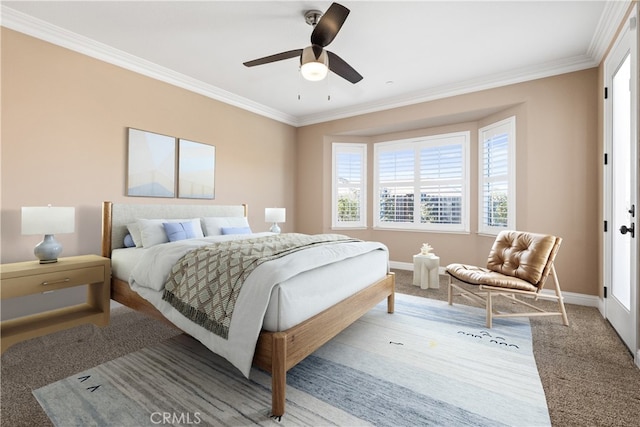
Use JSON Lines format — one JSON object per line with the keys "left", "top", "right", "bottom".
{"left": 22, "top": 205, "right": 75, "bottom": 263}
{"left": 265, "top": 208, "right": 286, "bottom": 234}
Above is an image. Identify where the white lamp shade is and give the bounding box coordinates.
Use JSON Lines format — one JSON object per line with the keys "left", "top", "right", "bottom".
{"left": 300, "top": 46, "right": 329, "bottom": 81}
{"left": 265, "top": 208, "right": 286, "bottom": 223}
{"left": 22, "top": 206, "right": 75, "bottom": 235}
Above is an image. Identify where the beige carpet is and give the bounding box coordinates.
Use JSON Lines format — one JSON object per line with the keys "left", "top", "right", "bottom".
{"left": 1, "top": 269, "right": 639, "bottom": 426}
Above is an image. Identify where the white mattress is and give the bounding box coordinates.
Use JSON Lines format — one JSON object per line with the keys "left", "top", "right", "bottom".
{"left": 111, "top": 246, "right": 388, "bottom": 332}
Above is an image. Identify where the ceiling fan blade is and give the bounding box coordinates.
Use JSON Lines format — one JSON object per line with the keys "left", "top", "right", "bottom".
{"left": 312, "top": 44, "right": 324, "bottom": 60}
{"left": 311, "top": 3, "right": 350, "bottom": 47}
{"left": 243, "top": 49, "right": 302, "bottom": 67}
{"left": 327, "top": 51, "right": 363, "bottom": 84}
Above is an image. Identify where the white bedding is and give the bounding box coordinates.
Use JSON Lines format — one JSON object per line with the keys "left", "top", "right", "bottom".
{"left": 112, "top": 243, "right": 388, "bottom": 331}
{"left": 119, "top": 233, "right": 389, "bottom": 377}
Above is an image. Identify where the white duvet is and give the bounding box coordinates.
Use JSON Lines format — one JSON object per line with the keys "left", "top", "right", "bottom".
{"left": 129, "top": 233, "right": 388, "bottom": 377}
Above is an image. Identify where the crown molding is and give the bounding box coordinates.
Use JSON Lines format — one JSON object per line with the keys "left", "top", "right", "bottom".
{"left": 296, "top": 53, "right": 599, "bottom": 126}
{"left": 587, "top": 0, "right": 633, "bottom": 62}
{"left": 1, "top": 3, "right": 627, "bottom": 128}
{"left": 0, "top": 6, "right": 299, "bottom": 126}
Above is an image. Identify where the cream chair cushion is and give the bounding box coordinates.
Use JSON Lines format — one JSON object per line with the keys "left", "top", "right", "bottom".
{"left": 446, "top": 263, "right": 539, "bottom": 292}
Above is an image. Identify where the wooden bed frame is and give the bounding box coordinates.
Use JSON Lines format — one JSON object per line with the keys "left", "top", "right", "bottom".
{"left": 101, "top": 201, "right": 395, "bottom": 417}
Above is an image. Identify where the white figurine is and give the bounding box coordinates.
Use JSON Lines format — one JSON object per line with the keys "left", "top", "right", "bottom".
{"left": 421, "top": 243, "right": 433, "bottom": 256}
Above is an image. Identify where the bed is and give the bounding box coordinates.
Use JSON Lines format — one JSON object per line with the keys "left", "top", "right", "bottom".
{"left": 101, "top": 201, "right": 395, "bottom": 418}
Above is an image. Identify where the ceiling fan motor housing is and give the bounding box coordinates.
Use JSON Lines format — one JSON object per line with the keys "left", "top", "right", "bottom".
{"left": 304, "top": 10, "right": 323, "bottom": 26}
{"left": 300, "top": 46, "right": 329, "bottom": 81}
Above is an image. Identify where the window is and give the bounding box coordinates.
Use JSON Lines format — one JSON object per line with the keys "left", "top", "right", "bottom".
{"left": 374, "top": 132, "right": 469, "bottom": 232}
{"left": 479, "top": 117, "right": 516, "bottom": 234}
{"left": 332, "top": 143, "right": 367, "bottom": 228}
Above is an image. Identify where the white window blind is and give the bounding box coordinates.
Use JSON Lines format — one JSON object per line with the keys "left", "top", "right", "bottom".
{"left": 420, "top": 144, "right": 464, "bottom": 225}
{"left": 374, "top": 132, "right": 469, "bottom": 232}
{"left": 479, "top": 117, "right": 516, "bottom": 234}
{"left": 332, "top": 143, "right": 367, "bottom": 228}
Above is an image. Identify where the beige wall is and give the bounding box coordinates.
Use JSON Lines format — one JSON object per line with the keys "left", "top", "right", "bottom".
{"left": 296, "top": 69, "right": 599, "bottom": 296}
{"left": 1, "top": 29, "right": 297, "bottom": 265}
{"left": 1, "top": 27, "right": 600, "bottom": 300}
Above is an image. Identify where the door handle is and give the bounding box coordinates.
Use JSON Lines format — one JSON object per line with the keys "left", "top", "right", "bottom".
{"left": 620, "top": 223, "right": 635, "bottom": 238}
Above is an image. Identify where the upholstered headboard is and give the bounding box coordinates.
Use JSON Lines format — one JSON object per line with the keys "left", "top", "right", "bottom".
{"left": 101, "top": 201, "right": 247, "bottom": 257}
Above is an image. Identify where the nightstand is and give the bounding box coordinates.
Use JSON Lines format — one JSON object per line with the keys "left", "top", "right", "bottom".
{"left": 1, "top": 254, "right": 111, "bottom": 354}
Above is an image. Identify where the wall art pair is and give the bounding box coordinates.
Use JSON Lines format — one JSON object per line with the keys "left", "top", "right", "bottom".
{"left": 126, "top": 128, "right": 215, "bottom": 199}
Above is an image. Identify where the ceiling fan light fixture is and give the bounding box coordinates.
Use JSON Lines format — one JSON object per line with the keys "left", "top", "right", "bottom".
{"left": 300, "top": 46, "right": 329, "bottom": 81}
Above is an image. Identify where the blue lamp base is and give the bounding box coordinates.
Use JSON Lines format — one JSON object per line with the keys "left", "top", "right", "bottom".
{"left": 270, "top": 223, "right": 281, "bottom": 234}
{"left": 34, "top": 234, "right": 63, "bottom": 264}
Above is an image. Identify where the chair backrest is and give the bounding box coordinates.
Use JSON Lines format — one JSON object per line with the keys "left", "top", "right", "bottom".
{"left": 486, "top": 230, "right": 562, "bottom": 289}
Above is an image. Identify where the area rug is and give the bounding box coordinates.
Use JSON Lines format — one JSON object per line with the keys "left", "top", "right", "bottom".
{"left": 33, "top": 294, "right": 550, "bottom": 426}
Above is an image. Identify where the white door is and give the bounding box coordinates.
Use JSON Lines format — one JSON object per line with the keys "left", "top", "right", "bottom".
{"left": 604, "top": 8, "right": 638, "bottom": 362}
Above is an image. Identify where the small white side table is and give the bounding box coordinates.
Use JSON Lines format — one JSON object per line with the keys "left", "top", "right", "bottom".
{"left": 413, "top": 254, "right": 440, "bottom": 289}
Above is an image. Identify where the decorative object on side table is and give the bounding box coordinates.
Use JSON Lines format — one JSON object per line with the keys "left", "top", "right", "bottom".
{"left": 265, "top": 208, "right": 286, "bottom": 234}
{"left": 421, "top": 243, "right": 434, "bottom": 256}
{"left": 21, "top": 205, "right": 75, "bottom": 264}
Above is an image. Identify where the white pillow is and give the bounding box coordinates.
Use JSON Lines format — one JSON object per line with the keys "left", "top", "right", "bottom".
{"left": 138, "top": 218, "right": 204, "bottom": 247}
{"left": 203, "top": 217, "right": 250, "bottom": 236}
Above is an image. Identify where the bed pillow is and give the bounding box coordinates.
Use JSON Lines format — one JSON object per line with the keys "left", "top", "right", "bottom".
{"left": 203, "top": 217, "right": 250, "bottom": 236}
{"left": 221, "top": 226, "right": 252, "bottom": 235}
{"left": 126, "top": 222, "right": 143, "bottom": 248}
{"left": 123, "top": 233, "right": 136, "bottom": 248}
{"left": 138, "top": 218, "right": 204, "bottom": 247}
{"left": 163, "top": 221, "right": 198, "bottom": 242}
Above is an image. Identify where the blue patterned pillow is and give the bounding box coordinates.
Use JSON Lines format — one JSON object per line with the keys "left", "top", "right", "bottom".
{"left": 163, "top": 221, "right": 198, "bottom": 242}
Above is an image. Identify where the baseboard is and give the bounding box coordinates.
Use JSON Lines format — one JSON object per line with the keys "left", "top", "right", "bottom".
{"left": 391, "top": 261, "right": 414, "bottom": 271}
{"left": 390, "top": 260, "right": 447, "bottom": 275}
{"left": 390, "top": 261, "right": 599, "bottom": 308}
{"left": 538, "top": 289, "right": 599, "bottom": 307}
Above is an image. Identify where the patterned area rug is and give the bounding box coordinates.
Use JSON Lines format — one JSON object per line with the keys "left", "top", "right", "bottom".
{"left": 33, "top": 294, "right": 550, "bottom": 426}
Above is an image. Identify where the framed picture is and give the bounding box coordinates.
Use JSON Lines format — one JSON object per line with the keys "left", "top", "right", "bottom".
{"left": 178, "top": 139, "right": 215, "bottom": 199}
{"left": 126, "top": 128, "right": 176, "bottom": 197}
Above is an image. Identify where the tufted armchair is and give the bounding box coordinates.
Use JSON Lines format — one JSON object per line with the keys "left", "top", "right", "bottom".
{"left": 446, "top": 230, "right": 569, "bottom": 328}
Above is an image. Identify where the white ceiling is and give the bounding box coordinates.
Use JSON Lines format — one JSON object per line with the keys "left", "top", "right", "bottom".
{"left": 1, "top": 1, "right": 631, "bottom": 127}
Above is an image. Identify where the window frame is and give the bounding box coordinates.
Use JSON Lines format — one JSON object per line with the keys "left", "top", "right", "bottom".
{"left": 331, "top": 142, "right": 367, "bottom": 229}
{"left": 373, "top": 131, "right": 470, "bottom": 233}
{"left": 478, "top": 116, "right": 516, "bottom": 235}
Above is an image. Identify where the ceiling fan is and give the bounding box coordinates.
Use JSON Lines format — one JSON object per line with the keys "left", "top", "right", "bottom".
{"left": 243, "top": 2, "right": 363, "bottom": 84}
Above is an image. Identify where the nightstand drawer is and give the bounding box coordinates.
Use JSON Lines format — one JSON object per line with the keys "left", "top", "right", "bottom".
{"left": 1, "top": 266, "right": 105, "bottom": 299}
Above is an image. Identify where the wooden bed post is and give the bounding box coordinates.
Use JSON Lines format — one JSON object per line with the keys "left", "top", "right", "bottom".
{"left": 388, "top": 272, "right": 395, "bottom": 313}
{"left": 101, "top": 201, "right": 113, "bottom": 258}
{"left": 271, "top": 332, "right": 287, "bottom": 418}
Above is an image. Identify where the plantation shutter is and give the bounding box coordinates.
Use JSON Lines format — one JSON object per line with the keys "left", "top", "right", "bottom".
{"left": 374, "top": 132, "right": 469, "bottom": 232}
{"left": 479, "top": 117, "right": 515, "bottom": 234}
{"left": 377, "top": 145, "right": 415, "bottom": 223}
{"left": 333, "top": 143, "right": 366, "bottom": 228}
{"left": 420, "top": 143, "right": 463, "bottom": 225}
